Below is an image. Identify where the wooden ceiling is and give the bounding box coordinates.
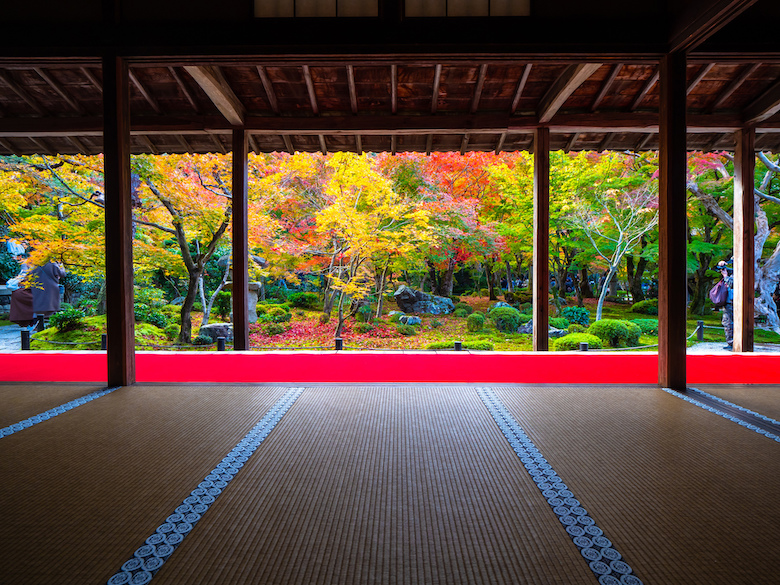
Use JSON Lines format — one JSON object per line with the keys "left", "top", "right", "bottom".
{"left": 0, "top": 0, "right": 778, "bottom": 156}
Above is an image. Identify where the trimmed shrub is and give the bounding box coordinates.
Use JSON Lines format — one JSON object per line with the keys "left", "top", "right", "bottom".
{"left": 49, "top": 308, "right": 85, "bottom": 333}
{"left": 288, "top": 291, "right": 319, "bottom": 309}
{"left": 631, "top": 318, "right": 659, "bottom": 335}
{"left": 396, "top": 323, "right": 417, "bottom": 336}
{"left": 453, "top": 302, "right": 474, "bottom": 315}
{"left": 214, "top": 291, "right": 232, "bottom": 320}
{"left": 561, "top": 306, "right": 590, "bottom": 326}
{"left": 266, "top": 306, "right": 291, "bottom": 322}
{"left": 587, "top": 319, "right": 630, "bottom": 348}
{"left": 355, "top": 304, "right": 372, "bottom": 322}
{"left": 553, "top": 333, "right": 603, "bottom": 351}
{"left": 466, "top": 312, "right": 485, "bottom": 332}
{"left": 256, "top": 304, "right": 268, "bottom": 316}
{"left": 631, "top": 299, "right": 658, "bottom": 315}
{"left": 161, "top": 304, "right": 182, "bottom": 321}
{"left": 519, "top": 302, "right": 532, "bottom": 313}
{"left": 518, "top": 313, "right": 532, "bottom": 324}
{"left": 262, "top": 322, "right": 287, "bottom": 336}
{"left": 163, "top": 323, "right": 180, "bottom": 341}
{"left": 454, "top": 307, "right": 469, "bottom": 318}
{"left": 144, "top": 311, "right": 168, "bottom": 329}
{"left": 620, "top": 320, "right": 642, "bottom": 347}
{"left": 354, "top": 322, "right": 374, "bottom": 334}
{"left": 430, "top": 319, "right": 443, "bottom": 328}
{"left": 388, "top": 312, "right": 403, "bottom": 323}
{"left": 568, "top": 323, "right": 586, "bottom": 334}
{"left": 549, "top": 317, "right": 570, "bottom": 329}
{"left": 450, "top": 296, "right": 461, "bottom": 304}
{"left": 192, "top": 302, "right": 204, "bottom": 312}
{"left": 193, "top": 334, "right": 213, "bottom": 346}
{"left": 426, "top": 340, "right": 495, "bottom": 351}
{"left": 490, "top": 306, "right": 523, "bottom": 332}
{"left": 319, "top": 313, "right": 330, "bottom": 324}
{"left": 479, "top": 288, "right": 490, "bottom": 297}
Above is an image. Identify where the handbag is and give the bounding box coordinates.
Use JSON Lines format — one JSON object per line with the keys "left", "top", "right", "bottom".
{"left": 709, "top": 279, "right": 728, "bottom": 307}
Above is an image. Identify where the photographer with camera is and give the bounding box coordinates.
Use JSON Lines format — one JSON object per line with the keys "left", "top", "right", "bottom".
{"left": 716, "top": 260, "right": 734, "bottom": 351}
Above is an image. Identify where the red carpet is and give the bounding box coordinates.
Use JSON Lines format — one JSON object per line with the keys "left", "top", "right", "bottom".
{"left": 0, "top": 351, "right": 777, "bottom": 384}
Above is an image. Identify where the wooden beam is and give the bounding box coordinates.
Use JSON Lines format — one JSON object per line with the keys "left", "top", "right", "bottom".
{"left": 598, "top": 132, "right": 614, "bottom": 152}
{"left": 510, "top": 64, "right": 532, "bottom": 114}
{"left": 168, "top": 66, "right": 199, "bottom": 113}
{"left": 495, "top": 132, "right": 506, "bottom": 154}
{"left": 176, "top": 134, "right": 193, "bottom": 153}
{"left": 139, "top": 134, "right": 158, "bottom": 154}
{"left": 670, "top": 0, "right": 760, "bottom": 53}
{"left": 705, "top": 133, "right": 725, "bottom": 151}
{"left": 686, "top": 63, "right": 714, "bottom": 95}
{"left": 0, "top": 138, "right": 20, "bottom": 155}
{"left": 67, "top": 136, "right": 88, "bottom": 154}
{"left": 128, "top": 69, "right": 162, "bottom": 114}
{"left": 35, "top": 68, "right": 84, "bottom": 114}
{"left": 538, "top": 63, "right": 602, "bottom": 124}
{"left": 282, "top": 135, "right": 295, "bottom": 154}
{"left": 103, "top": 55, "right": 135, "bottom": 386}
{"left": 210, "top": 134, "right": 226, "bottom": 154}
{"left": 470, "top": 64, "right": 488, "bottom": 114}
{"left": 460, "top": 133, "right": 470, "bottom": 155}
{"left": 80, "top": 67, "right": 103, "bottom": 93}
{"left": 733, "top": 127, "right": 755, "bottom": 353}
{"left": 256, "top": 66, "right": 280, "bottom": 115}
{"left": 29, "top": 137, "right": 54, "bottom": 155}
{"left": 391, "top": 64, "right": 398, "bottom": 115}
{"left": 426, "top": 134, "right": 433, "bottom": 155}
{"left": 347, "top": 65, "right": 358, "bottom": 115}
{"left": 658, "top": 52, "right": 688, "bottom": 390}
{"left": 0, "top": 70, "right": 47, "bottom": 115}
{"left": 533, "top": 127, "right": 550, "bottom": 352}
{"left": 431, "top": 64, "right": 442, "bottom": 114}
{"left": 631, "top": 69, "right": 659, "bottom": 111}
{"left": 637, "top": 133, "right": 655, "bottom": 150}
{"left": 232, "top": 128, "right": 249, "bottom": 351}
{"left": 708, "top": 63, "right": 760, "bottom": 113}
{"left": 743, "top": 78, "right": 780, "bottom": 126}
{"left": 591, "top": 64, "right": 622, "bottom": 112}
{"left": 319, "top": 134, "right": 327, "bottom": 154}
{"left": 391, "top": 134, "right": 397, "bottom": 155}
{"left": 356, "top": 134, "right": 363, "bottom": 154}
{"left": 565, "top": 132, "right": 579, "bottom": 152}
{"left": 248, "top": 134, "right": 260, "bottom": 155}
{"left": 302, "top": 65, "right": 319, "bottom": 116}
{"left": 184, "top": 66, "right": 245, "bottom": 125}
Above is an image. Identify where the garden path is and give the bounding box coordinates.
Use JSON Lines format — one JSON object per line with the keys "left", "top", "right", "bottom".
{"left": 0, "top": 324, "right": 21, "bottom": 351}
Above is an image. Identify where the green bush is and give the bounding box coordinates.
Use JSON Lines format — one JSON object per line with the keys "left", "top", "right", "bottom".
{"left": 192, "top": 302, "right": 203, "bottom": 312}
{"left": 453, "top": 302, "right": 474, "bottom": 315}
{"left": 163, "top": 323, "right": 180, "bottom": 341}
{"left": 549, "top": 317, "right": 570, "bottom": 329}
{"left": 214, "top": 291, "right": 232, "bottom": 320}
{"left": 49, "top": 308, "right": 86, "bottom": 333}
{"left": 631, "top": 318, "right": 659, "bottom": 335}
{"left": 396, "top": 323, "right": 417, "bottom": 336}
{"left": 519, "top": 302, "right": 532, "bottom": 313}
{"left": 262, "top": 322, "right": 287, "bottom": 336}
{"left": 466, "top": 312, "right": 485, "bottom": 332}
{"left": 631, "top": 299, "right": 658, "bottom": 315}
{"left": 587, "top": 319, "right": 630, "bottom": 347}
{"left": 289, "top": 292, "right": 319, "bottom": 309}
{"left": 193, "top": 334, "right": 213, "bottom": 346}
{"left": 354, "top": 322, "right": 374, "bottom": 334}
{"left": 553, "top": 333, "right": 603, "bottom": 351}
{"left": 256, "top": 304, "right": 268, "bottom": 315}
{"left": 450, "top": 296, "right": 461, "bottom": 304}
{"left": 518, "top": 313, "right": 532, "bottom": 324}
{"left": 77, "top": 299, "right": 100, "bottom": 316}
{"left": 266, "top": 306, "right": 291, "bottom": 323}
{"left": 620, "top": 320, "right": 642, "bottom": 347}
{"left": 568, "top": 323, "right": 586, "bottom": 334}
{"left": 355, "top": 304, "right": 372, "bottom": 322}
{"left": 490, "top": 306, "right": 522, "bottom": 332}
{"left": 144, "top": 311, "right": 168, "bottom": 329}
{"left": 479, "top": 288, "right": 490, "bottom": 297}
{"left": 388, "top": 312, "right": 403, "bottom": 323}
{"left": 161, "top": 304, "right": 182, "bottom": 322}
{"left": 454, "top": 307, "right": 469, "bottom": 318}
{"left": 430, "top": 319, "right": 443, "bottom": 328}
{"left": 561, "top": 306, "right": 590, "bottom": 326}
{"left": 426, "top": 340, "right": 495, "bottom": 351}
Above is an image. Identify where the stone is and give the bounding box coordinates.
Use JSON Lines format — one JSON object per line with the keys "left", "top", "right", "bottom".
{"left": 198, "top": 322, "right": 233, "bottom": 342}
{"left": 548, "top": 327, "right": 568, "bottom": 339}
{"left": 400, "top": 315, "right": 422, "bottom": 326}
{"left": 518, "top": 321, "right": 533, "bottom": 334}
{"left": 392, "top": 285, "right": 454, "bottom": 315}
{"left": 490, "top": 301, "right": 514, "bottom": 311}
{"left": 388, "top": 311, "right": 404, "bottom": 317}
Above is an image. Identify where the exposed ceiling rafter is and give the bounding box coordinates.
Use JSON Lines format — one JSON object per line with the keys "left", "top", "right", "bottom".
{"left": 538, "top": 63, "right": 602, "bottom": 124}
{"left": 184, "top": 65, "right": 245, "bottom": 125}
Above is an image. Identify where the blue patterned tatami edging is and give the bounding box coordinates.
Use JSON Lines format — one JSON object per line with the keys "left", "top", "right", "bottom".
{"left": 0, "top": 387, "right": 120, "bottom": 438}
{"left": 106, "top": 386, "right": 305, "bottom": 585}
{"left": 664, "top": 387, "right": 780, "bottom": 443}
{"left": 477, "top": 387, "right": 643, "bottom": 585}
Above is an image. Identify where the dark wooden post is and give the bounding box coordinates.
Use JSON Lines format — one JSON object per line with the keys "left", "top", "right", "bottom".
{"left": 533, "top": 127, "right": 550, "bottom": 351}
{"left": 658, "top": 52, "right": 688, "bottom": 390}
{"left": 103, "top": 55, "right": 135, "bottom": 386}
{"left": 733, "top": 128, "right": 755, "bottom": 352}
{"left": 232, "top": 127, "right": 249, "bottom": 350}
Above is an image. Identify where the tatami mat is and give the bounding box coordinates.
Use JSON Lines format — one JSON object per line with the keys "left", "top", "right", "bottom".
{"left": 694, "top": 384, "right": 780, "bottom": 422}
{"left": 0, "top": 383, "right": 105, "bottom": 427}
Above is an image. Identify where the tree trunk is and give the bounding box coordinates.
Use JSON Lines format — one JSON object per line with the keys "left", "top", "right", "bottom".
{"left": 505, "top": 260, "right": 513, "bottom": 293}
{"left": 178, "top": 271, "right": 201, "bottom": 343}
{"left": 595, "top": 265, "right": 617, "bottom": 321}
{"left": 485, "top": 262, "right": 498, "bottom": 301}
{"left": 334, "top": 291, "right": 346, "bottom": 339}
{"left": 198, "top": 275, "right": 210, "bottom": 325}
{"left": 375, "top": 258, "right": 391, "bottom": 319}
{"left": 627, "top": 255, "right": 648, "bottom": 303}
{"left": 440, "top": 257, "right": 456, "bottom": 297}
{"left": 579, "top": 268, "right": 593, "bottom": 298}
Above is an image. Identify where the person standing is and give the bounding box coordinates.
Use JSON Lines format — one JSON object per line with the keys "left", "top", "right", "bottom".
{"left": 717, "top": 260, "right": 734, "bottom": 351}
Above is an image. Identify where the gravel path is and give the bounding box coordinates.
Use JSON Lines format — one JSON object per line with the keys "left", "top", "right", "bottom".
{"left": 0, "top": 324, "right": 23, "bottom": 351}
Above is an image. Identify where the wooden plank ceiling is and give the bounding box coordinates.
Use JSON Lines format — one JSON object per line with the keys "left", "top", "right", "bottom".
{"left": 1, "top": 59, "right": 780, "bottom": 155}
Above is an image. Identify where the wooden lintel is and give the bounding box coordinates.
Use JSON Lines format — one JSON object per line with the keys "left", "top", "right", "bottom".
{"left": 686, "top": 63, "right": 715, "bottom": 95}
{"left": 347, "top": 65, "right": 358, "bottom": 115}
{"left": 708, "top": 63, "right": 760, "bottom": 113}
{"left": 431, "top": 64, "right": 442, "bottom": 114}
{"left": 302, "top": 65, "right": 319, "bottom": 116}
{"left": 391, "top": 64, "right": 398, "bottom": 115}
{"left": 0, "top": 69, "right": 47, "bottom": 116}
{"left": 631, "top": 70, "right": 659, "bottom": 111}
{"left": 538, "top": 63, "right": 602, "bottom": 124}
{"left": 670, "top": 0, "right": 760, "bottom": 53}
{"left": 35, "top": 68, "right": 84, "bottom": 114}
{"left": 128, "top": 69, "right": 162, "bottom": 115}
{"left": 184, "top": 65, "right": 245, "bottom": 125}
{"left": 470, "top": 64, "right": 488, "bottom": 114}
{"left": 510, "top": 64, "right": 533, "bottom": 114}
{"left": 591, "top": 64, "right": 622, "bottom": 112}
{"left": 743, "top": 78, "right": 780, "bottom": 126}
{"left": 256, "top": 66, "right": 280, "bottom": 115}
{"left": 168, "top": 66, "right": 199, "bottom": 114}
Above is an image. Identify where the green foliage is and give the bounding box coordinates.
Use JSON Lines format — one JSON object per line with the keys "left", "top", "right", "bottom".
{"left": 355, "top": 304, "right": 373, "bottom": 322}
{"left": 163, "top": 323, "right": 180, "bottom": 341}
{"left": 192, "top": 302, "right": 204, "bottom": 312}
{"left": 631, "top": 299, "right": 658, "bottom": 315}
{"left": 510, "top": 291, "right": 532, "bottom": 304}
{"left": 519, "top": 302, "right": 532, "bottom": 313}
{"left": 631, "top": 318, "right": 659, "bottom": 335}
{"left": 49, "top": 308, "right": 86, "bottom": 333}
{"left": 454, "top": 307, "right": 469, "bottom": 318}
{"left": 561, "top": 306, "right": 590, "bottom": 326}
{"left": 490, "top": 306, "right": 522, "bottom": 332}
{"left": 426, "top": 340, "right": 495, "bottom": 351}
{"left": 396, "top": 323, "right": 417, "bottom": 336}
{"left": 144, "top": 311, "right": 168, "bottom": 329}
{"left": 289, "top": 291, "right": 319, "bottom": 309}
{"left": 567, "top": 323, "right": 586, "bottom": 334}
{"left": 518, "top": 313, "right": 532, "bottom": 324}
{"left": 193, "top": 334, "right": 213, "bottom": 345}
{"left": 134, "top": 286, "right": 166, "bottom": 309}
{"left": 256, "top": 305, "right": 268, "bottom": 315}
{"left": 161, "top": 304, "right": 182, "bottom": 322}
{"left": 587, "top": 319, "right": 630, "bottom": 348}
{"left": 262, "top": 322, "right": 287, "bottom": 336}
{"left": 479, "top": 288, "right": 490, "bottom": 297}
{"left": 214, "top": 291, "right": 232, "bottom": 320}
{"left": 430, "top": 319, "right": 443, "bottom": 328}
{"left": 620, "top": 320, "right": 642, "bottom": 347}
{"left": 466, "top": 312, "right": 485, "bottom": 332}
{"left": 354, "top": 322, "right": 374, "bottom": 334}
{"left": 389, "top": 312, "right": 403, "bottom": 323}
{"left": 453, "top": 302, "right": 474, "bottom": 315}
{"left": 77, "top": 298, "right": 100, "bottom": 317}
{"left": 264, "top": 307, "right": 291, "bottom": 323}
{"left": 553, "top": 333, "right": 603, "bottom": 351}
{"left": 549, "top": 317, "right": 570, "bottom": 329}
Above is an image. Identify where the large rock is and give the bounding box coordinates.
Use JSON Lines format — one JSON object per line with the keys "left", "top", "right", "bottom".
{"left": 517, "top": 319, "right": 569, "bottom": 338}
{"left": 393, "top": 285, "right": 454, "bottom": 315}
{"left": 399, "top": 315, "right": 422, "bottom": 326}
{"left": 198, "top": 322, "right": 233, "bottom": 342}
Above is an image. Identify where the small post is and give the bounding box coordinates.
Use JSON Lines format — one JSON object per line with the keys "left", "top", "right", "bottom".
{"left": 697, "top": 320, "right": 704, "bottom": 342}
{"left": 21, "top": 329, "right": 30, "bottom": 350}
{"left": 579, "top": 342, "right": 589, "bottom": 351}
{"left": 217, "top": 337, "right": 226, "bottom": 351}
{"left": 454, "top": 341, "right": 463, "bottom": 351}
{"left": 101, "top": 334, "right": 108, "bottom": 350}
{"left": 335, "top": 338, "right": 343, "bottom": 351}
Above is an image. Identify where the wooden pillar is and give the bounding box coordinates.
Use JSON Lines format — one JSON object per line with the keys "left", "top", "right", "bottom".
{"left": 103, "top": 55, "right": 135, "bottom": 386}
{"left": 733, "top": 128, "right": 755, "bottom": 352}
{"left": 232, "top": 128, "right": 249, "bottom": 350}
{"left": 533, "top": 127, "right": 550, "bottom": 351}
{"left": 658, "top": 52, "right": 688, "bottom": 390}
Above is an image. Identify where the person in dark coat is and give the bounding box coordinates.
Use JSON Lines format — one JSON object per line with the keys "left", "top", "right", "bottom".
{"left": 7, "top": 255, "right": 34, "bottom": 327}
{"left": 30, "top": 261, "right": 66, "bottom": 316}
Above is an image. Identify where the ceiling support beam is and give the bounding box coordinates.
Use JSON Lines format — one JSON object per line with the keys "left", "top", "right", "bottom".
{"left": 510, "top": 64, "right": 533, "bottom": 114}
{"left": 470, "top": 64, "right": 488, "bottom": 114}
{"left": 708, "top": 63, "right": 760, "bottom": 113}
{"left": 184, "top": 66, "right": 245, "bottom": 125}
{"left": 565, "top": 132, "right": 580, "bottom": 152}
{"left": 128, "top": 69, "right": 161, "bottom": 114}
{"left": 636, "top": 133, "right": 655, "bottom": 150}
{"left": 139, "top": 134, "right": 158, "bottom": 154}
{"left": 168, "top": 67, "right": 199, "bottom": 113}
{"left": 282, "top": 135, "right": 295, "bottom": 154}
{"left": 35, "top": 68, "right": 84, "bottom": 114}
{"left": 538, "top": 63, "right": 602, "bottom": 124}
{"left": 687, "top": 63, "right": 715, "bottom": 95}
{"left": 533, "top": 127, "right": 550, "bottom": 352}
{"left": 669, "top": 0, "right": 760, "bottom": 53}
{"left": 495, "top": 132, "right": 506, "bottom": 154}
{"left": 591, "top": 64, "right": 622, "bottom": 112}
{"left": 302, "top": 65, "right": 319, "bottom": 116}
{"left": 733, "top": 127, "right": 755, "bottom": 353}
{"left": 319, "top": 134, "right": 327, "bottom": 154}
{"left": 743, "top": 78, "right": 780, "bottom": 125}
{"left": 0, "top": 138, "right": 20, "bottom": 155}
{"left": 631, "top": 70, "right": 659, "bottom": 111}
{"left": 256, "top": 66, "right": 280, "bottom": 115}
{"left": 0, "top": 70, "right": 47, "bottom": 115}
{"left": 210, "top": 134, "right": 226, "bottom": 154}
{"left": 232, "top": 127, "right": 249, "bottom": 351}
{"left": 80, "top": 67, "right": 102, "bottom": 93}
{"left": 391, "top": 64, "right": 398, "bottom": 114}
{"left": 658, "top": 52, "right": 688, "bottom": 390}
{"left": 460, "top": 133, "right": 470, "bottom": 155}
{"left": 176, "top": 135, "right": 193, "bottom": 153}
{"left": 103, "top": 54, "right": 135, "bottom": 386}
{"left": 598, "top": 133, "right": 614, "bottom": 152}
{"left": 347, "top": 65, "right": 358, "bottom": 114}
{"left": 67, "top": 136, "right": 88, "bottom": 154}
{"left": 29, "top": 137, "right": 54, "bottom": 155}
{"left": 248, "top": 134, "right": 260, "bottom": 155}
{"left": 431, "top": 64, "right": 442, "bottom": 114}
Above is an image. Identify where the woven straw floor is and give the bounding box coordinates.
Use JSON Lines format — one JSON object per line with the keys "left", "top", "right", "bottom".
{"left": 0, "top": 383, "right": 778, "bottom": 585}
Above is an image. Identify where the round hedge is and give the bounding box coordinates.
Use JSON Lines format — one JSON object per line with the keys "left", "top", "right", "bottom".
{"left": 567, "top": 323, "right": 586, "bottom": 333}
{"left": 453, "top": 302, "right": 474, "bottom": 315}
{"left": 631, "top": 299, "right": 658, "bottom": 315}
{"left": 490, "top": 306, "right": 523, "bottom": 332}
{"left": 466, "top": 312, "right": 485, "bottom": 332}
{"left": 561, "top": 306, "right": 590, "bottom": 326}
{"left": 587, "top": 319, "right": 630, "bottom": 347}
{"left": 631, "top": 318, "right": 658, "bottom": 335}
{"left": 553, "top": 333, "right": 603, "bottom": 351}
